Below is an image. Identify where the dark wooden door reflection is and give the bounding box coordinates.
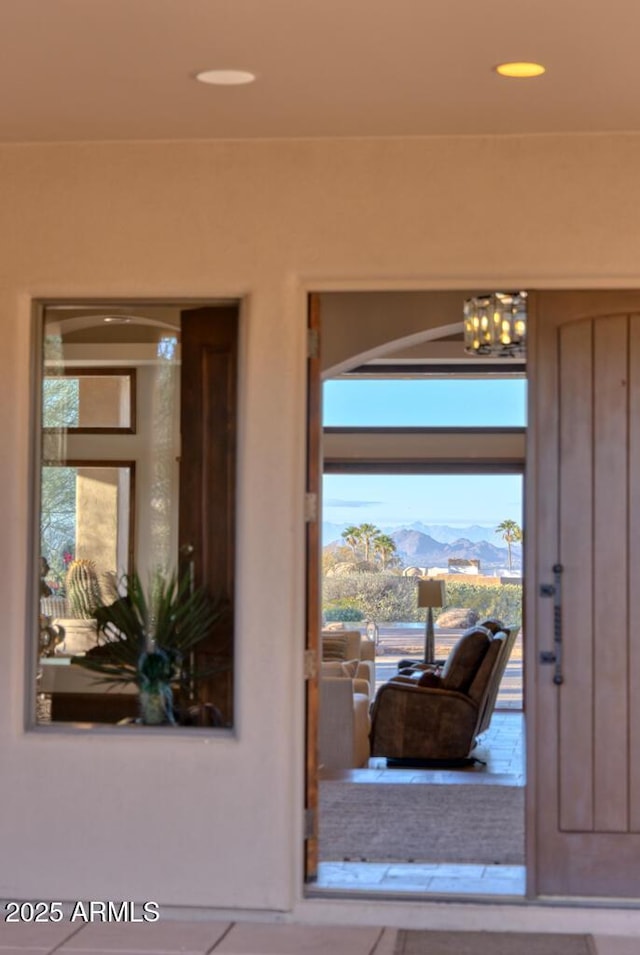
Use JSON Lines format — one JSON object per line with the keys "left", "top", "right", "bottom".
{"left": 305, "top": 293, "right": 321, "bottom": 881}
{"left": 179, "top": 305, "right": 239, "bottom": 727}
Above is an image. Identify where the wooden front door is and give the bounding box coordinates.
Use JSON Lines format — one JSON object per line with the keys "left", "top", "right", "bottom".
{"left": 530, "top": 290, "right": 640, "bottom": 897}
{"left": 304, "top": 293, "right": 322, "bottom": 881}
{"left": 179, "top": 305, "right": 238, "bottom": 727}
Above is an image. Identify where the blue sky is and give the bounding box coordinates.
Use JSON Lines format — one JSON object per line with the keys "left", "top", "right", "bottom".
{"left": 323, "top": 473, "right": 522, "bottom": 529}
{"left": 323, "top": 378, "right": 526, "bottom": 428}
{"left": 323, "top": 377, "right": 525, "bottom": 529}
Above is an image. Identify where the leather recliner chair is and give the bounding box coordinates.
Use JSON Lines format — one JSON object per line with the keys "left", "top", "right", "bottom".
{"left": 369, "top": 621, "right": 517, "bottom": 764}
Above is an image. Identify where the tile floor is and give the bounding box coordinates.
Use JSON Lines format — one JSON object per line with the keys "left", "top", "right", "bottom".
{"left": 315, "top": 711, "right": 525, "bottom": 898}
{"left": 0, "top": 920, "right": 390, "bottom": 955}
{"left": 0, "top": 919, "right": 636, "bottom": 955}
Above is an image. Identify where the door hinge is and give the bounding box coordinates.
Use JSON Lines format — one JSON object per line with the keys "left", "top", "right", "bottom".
{"left": 304, "top": 807, "right": 316, "bottom": 839}
{"left": 305, "top": 492, "right": 318, "bottom": 523}
{"left": 307, "top": 328, "right": 319, "bottom": 360}
{"left": 304, "top": 648, "right": 318, "bottom": 680}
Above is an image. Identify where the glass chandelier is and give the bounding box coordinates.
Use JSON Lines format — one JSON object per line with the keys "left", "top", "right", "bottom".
{"left": 463, "top": 291, "right": 527, "bottom": 357}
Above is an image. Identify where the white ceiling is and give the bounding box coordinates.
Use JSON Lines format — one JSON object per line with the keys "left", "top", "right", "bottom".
{"left": 3, "top": 0, "right": 640, "bottom": 143}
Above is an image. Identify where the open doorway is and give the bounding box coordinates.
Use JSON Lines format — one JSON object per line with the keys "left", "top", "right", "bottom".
{"left": 306, "top": 291, "right": 527, "bottom": 897}
{"left": 317, "top": 471, "right": 525, "bottom": 895}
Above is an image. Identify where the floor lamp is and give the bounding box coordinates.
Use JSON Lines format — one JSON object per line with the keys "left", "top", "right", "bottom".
{"left": 417, "top": 579, "right": 445, "bottom": 664}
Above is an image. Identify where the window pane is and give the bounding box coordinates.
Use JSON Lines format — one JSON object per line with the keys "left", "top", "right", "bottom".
{"left": 36, "top": 305, "right": 237, "bottom": 730}
{"left": 40, "top": 466, "right": 77, "bottom": 591}
{"left": 42, "top": 379, "right": 79, "bottom": 428}
{"left": 40, "top": 465, "right": 133, "bottom": 595}
{"left": 323, "top": 377, "right": 527, "bottom": 427}
{"left": 322, "top": 472, "right": 523, "bottom": 708}
{"left": 43, "top": 372, "right": 134, "bottom": 430}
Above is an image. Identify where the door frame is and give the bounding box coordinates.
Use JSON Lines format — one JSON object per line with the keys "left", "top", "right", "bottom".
{"left": 305, "top": 287, "right": 529, "bottom": 895}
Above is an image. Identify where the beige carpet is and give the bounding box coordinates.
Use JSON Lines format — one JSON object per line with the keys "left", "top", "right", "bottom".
{"left": 394, "top": 931, "right": 590, "bottom": 954}
{"left": 319, "top": 781, "right": 524, "bottom": 864}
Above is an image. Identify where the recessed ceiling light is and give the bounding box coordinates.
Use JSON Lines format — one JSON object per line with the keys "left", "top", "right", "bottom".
{"left": 495, "top": 61, "right": 546, "bottom": 78}
{"left": 195, "top": 69, "right": 256, "bottom": 86}
{"left": 103, "top": 316, "right": 131, "bottom": 324}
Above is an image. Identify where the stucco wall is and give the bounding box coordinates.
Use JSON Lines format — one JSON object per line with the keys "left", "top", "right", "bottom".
{"left": 2, "top": 134, "right": 640, "bottom": 913}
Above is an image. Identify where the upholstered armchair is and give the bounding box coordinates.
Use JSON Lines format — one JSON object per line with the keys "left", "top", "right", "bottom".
{"left": 318, "top": 628, "right": 375, "bottom": 769}
{"left": 318, "top": 675, "right": 371, "bottom": 770}
{"left": 369, "top": 623, "right": 516, "bottom": 764}
{"left": 321, "top": 629, "right": 376, "bottom": 699}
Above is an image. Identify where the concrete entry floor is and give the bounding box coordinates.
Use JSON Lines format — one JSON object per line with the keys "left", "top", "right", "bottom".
{"left": 0, "top": 918, "right": 635, "bottom": 954}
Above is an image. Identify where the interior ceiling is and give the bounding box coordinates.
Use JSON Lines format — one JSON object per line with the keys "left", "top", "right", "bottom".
{"left": 3, "top": 0, "right": 640, "bottom": 143}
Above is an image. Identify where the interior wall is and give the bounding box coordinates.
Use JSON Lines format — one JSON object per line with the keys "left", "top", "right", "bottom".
{"left": 320, "top": 290, "right": 471, "bottom": 373}
{"left": 2, "top": 134, "right": 640, "bottom": 913}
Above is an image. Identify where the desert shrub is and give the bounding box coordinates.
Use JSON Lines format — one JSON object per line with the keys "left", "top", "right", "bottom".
{"left": 323, "top": 572, "right": 419, "bottom": 623}
{"left": 436, "top": 581, "right": 522, "bottom": 628}
{"left": 323, "top": 573, "right": 522, "bottom": 627}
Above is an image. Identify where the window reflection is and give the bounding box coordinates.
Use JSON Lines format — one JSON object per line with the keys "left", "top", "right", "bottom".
{"left": 37, "top": 307, "right": 181, "bottom": 724}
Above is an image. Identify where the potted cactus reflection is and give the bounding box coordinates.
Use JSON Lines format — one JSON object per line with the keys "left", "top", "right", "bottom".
{"left": 55, "top": 558, "right": 102, "bottom": 654}
{"left": 66, "top": 559, "right": 102, "bottom": 619}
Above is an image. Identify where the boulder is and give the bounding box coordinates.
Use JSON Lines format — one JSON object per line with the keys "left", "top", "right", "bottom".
{"left": 436, "top": 607, "right": 479, "bottom": 629}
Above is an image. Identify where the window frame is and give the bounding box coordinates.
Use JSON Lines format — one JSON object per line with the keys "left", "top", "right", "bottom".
{"left": 42, "top": 367, "right": 137, "bottom": 434}
{"left": 29, "top": 298, "right": 240, "bottom": 733}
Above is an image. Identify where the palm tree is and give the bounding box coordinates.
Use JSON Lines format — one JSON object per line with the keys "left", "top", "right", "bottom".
{"left": 373, "top": 533, "right": 397, "bottom": 570}
{"left": 341, "top": 525, "right": 362, "bottom": 559}
{"left": 496, "top": 519, "right": 522, "bottom": 572}
{"left": 358, "top": 523, "right": 380, "bottom": 562}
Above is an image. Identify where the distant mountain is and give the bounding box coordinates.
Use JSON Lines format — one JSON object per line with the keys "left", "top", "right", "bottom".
{"left": 391, "top": 529, "right": 443, "bottom": 559}
{"left": 324, "top": 524, "right": 521, "bottom": 573}
{"left": 391, "top": 528, "right": 520, "bottom": 573}
{"left": 399, "top": 521, "right": 519, "bottom": 548}
{"left": 322, "top": 520, "right": 522, "bottom": 554}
